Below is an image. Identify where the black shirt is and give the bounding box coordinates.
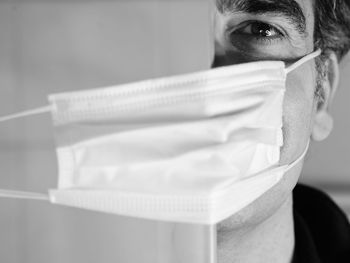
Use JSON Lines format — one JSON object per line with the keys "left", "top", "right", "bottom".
{"left": 292, "top": 184, "right": 350, "bottom": 263}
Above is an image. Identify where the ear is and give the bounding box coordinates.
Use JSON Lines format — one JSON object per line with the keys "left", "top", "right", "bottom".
{"left": 311, "top": 52, "right": 340, "bottom": 141}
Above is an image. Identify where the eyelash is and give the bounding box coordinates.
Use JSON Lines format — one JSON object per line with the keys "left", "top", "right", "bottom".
{"left": 229, "top": 21, "right": 285, "bottom": 45}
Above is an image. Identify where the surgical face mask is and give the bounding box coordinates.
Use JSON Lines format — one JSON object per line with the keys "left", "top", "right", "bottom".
{"left": 0, "top": 50, "right": 321, "bottom": 225}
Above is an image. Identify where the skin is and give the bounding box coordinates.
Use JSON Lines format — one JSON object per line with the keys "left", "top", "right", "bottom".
{"left": 212, "top": 0, "right": 340, "bottom": 262}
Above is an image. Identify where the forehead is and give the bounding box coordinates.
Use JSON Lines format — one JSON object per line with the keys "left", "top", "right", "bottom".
{"left": 216, "top": 0, "right": 314, "bottom": 13}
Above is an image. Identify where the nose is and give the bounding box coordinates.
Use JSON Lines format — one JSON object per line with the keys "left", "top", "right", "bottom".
{"left": 211, "top": 51, "right": 262, "bottom": 68}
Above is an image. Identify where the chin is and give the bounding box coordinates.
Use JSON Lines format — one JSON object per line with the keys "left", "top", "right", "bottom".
{"left": 217, "top": 160, "right": 304, "bottom": 233}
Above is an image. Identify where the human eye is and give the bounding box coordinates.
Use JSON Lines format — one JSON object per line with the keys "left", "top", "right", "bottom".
{"left": 229, "top": 21, "right": 286, "bottom": 45}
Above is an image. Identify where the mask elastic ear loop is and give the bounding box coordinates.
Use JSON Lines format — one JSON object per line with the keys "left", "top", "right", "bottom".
{"left": 286, "top": 140, "right": 310, "bottom": 171}
{"left": 285, "top": 49, "right": 322, "bottom": 74}
{"left": 0, "top": 105, "right": 52, "bottom": 122}
{"left": 0, "top": 106, "right": 52, "bottom": 201}
{"left": 0, "top": 189, "right": 49, "bottom": 201}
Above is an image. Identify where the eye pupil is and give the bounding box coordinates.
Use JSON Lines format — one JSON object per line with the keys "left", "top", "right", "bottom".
{"left": 251, "top": 23, "right": 273, "bottom": 37}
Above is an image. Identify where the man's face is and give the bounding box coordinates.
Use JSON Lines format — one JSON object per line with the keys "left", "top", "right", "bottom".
{"left": 213, "top": 0, "right": 321, "bottom": 230}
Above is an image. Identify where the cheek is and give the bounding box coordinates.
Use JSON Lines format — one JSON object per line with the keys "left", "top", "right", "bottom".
{"left": 280, "top": 64, "right": 317, "bottom": 164}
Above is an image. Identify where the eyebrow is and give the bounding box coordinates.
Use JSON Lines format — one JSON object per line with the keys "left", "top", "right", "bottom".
{"left": 216, "top": 0, "right": 307, "bottom": 37}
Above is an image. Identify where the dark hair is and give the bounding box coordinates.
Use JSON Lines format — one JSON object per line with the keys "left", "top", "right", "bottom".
{"left": 314, "top": 0, "right": 350, "bottom": 106}
{"left": 314, "top": 0, "right": 350, "bottom": 61}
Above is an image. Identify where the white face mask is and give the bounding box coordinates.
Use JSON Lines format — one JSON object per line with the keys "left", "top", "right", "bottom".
{"left": 0, "top": 50, "right": 320, "bottom": 225}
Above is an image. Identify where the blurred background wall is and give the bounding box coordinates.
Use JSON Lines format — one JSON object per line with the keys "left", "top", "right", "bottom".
{"left": 0, "top": 1, "right": 212, "bottom": 263}
{"left": 0, "top": 1, "right": 348, "bottom": 263}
